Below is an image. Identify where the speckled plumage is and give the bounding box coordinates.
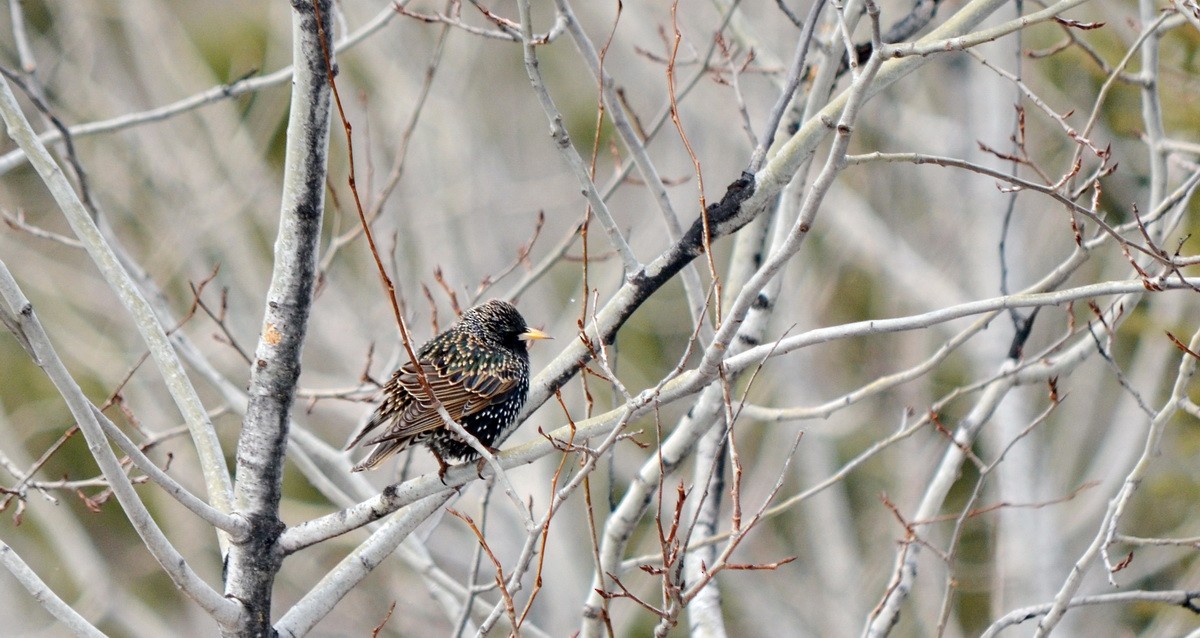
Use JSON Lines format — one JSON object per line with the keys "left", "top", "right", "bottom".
{"left": 348, "top": 299, "right": 548, "bottom": 472}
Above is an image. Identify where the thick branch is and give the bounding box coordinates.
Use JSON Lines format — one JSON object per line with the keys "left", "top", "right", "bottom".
{"left": 0, "top": 541, "right": 106, "bottom": 637}
{"left": 0, "top": 261, "right": 240, "bottom": 626}
{"left": 0, "top": 64, "right": 234, "bottom": 543}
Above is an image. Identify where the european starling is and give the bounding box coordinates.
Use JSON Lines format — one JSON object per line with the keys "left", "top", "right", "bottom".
{"left": 348, "top": 299, "right": 550, "bottom": 473}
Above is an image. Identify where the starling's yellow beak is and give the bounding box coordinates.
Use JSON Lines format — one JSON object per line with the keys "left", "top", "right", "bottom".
{"left": 520, "top": 327, "right": 552, "bottom": 342}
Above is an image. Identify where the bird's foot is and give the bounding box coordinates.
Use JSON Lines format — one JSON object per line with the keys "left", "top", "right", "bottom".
{"left": 432, "top": 450, "right": 450, "bottom": 484}
{"left": 474, "top": 446, "right": 502, "bottom": 479}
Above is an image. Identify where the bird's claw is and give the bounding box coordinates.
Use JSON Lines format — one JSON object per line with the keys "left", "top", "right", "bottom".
{"left": 433, "top": 450, "right": 450, "bottom": 485}
{"left": 474, "top": 446, "right": 502, "bottom": 480}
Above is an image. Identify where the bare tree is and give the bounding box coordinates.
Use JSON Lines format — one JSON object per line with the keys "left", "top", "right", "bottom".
{"left": 2, "top": 0, "right": 1200, "bottom": 636}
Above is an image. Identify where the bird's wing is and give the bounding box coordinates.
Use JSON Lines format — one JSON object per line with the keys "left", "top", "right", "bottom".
{"left": 360, "top": 359, "right": 520, "bottom": 446}
{"left": 344, "top": 361, "right": 431, "bottom": 450}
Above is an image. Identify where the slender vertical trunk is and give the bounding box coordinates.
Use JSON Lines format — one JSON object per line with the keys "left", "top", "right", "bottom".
{"left": 222, "top": 1, "right": 333, "bottom": 635}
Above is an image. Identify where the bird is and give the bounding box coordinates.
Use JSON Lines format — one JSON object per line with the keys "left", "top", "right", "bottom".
{"left": 348, "top": 299, "right": 550, "bottom": 474}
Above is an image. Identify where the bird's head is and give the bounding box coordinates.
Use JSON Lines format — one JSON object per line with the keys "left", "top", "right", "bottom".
{"left": 464, "top": 299, "right": 551, "bottom": 351}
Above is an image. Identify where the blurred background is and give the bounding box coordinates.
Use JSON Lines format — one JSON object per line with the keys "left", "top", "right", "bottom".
{"left": 1, "top": 0, "right": 1199, "bottom": 635}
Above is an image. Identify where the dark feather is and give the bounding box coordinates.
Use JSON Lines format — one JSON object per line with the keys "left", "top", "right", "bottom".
{"left": 348, "top": 299, "right": 545, "bottom": 472}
